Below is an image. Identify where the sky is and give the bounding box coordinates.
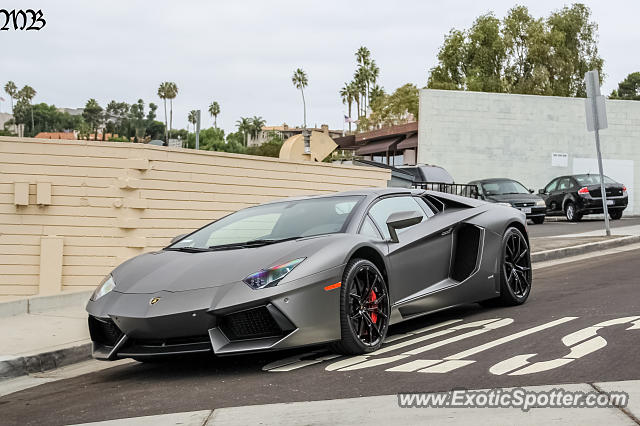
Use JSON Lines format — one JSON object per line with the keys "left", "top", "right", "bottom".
{"left": 2, "top": 0, "right": 638, "bottom": 134}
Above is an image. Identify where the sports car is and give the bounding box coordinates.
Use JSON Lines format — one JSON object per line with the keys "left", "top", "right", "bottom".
{"left": 86, "top": 188, "right": 532, "bottom": 360}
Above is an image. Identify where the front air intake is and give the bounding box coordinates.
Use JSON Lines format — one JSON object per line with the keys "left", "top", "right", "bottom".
{"left": 218, "top": 306, "right": 286, "bottom": 341}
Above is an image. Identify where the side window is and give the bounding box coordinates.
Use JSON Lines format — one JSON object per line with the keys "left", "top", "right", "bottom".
{"left": 359, "top": 215, "right": 382, "bottom": 239}
{"left": 545, "top": 179, "right": 558, "bottom": 193}
{"left": 415, "top": 197, "right": 436, "bottom": 217}
{"left": 369, "top": 196, "right": 426, "bottom": 239}
{"left": 557, "top": 178, "right": 571, "bottom": 191}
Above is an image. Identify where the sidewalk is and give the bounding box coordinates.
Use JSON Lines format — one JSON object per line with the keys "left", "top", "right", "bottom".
{"left": 2, "top": 225, "right": 640, "bottom": 380}
{"left": 71, "top": 380, "right": 640, "bottom": 425}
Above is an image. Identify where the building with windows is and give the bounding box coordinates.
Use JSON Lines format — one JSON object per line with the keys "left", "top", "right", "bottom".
{"left": 333, "top": 122, "right": 418, "bottom": 166}
{"left": 247, "top": 124, "right": 342, "bottom": 147}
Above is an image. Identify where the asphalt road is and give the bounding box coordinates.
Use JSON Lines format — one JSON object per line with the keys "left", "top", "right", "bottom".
{"left": 527, "top": 216, "right": 640, "bottom": 238}
{"left": 1, "top": 249, "right": 640, "bottom": 426}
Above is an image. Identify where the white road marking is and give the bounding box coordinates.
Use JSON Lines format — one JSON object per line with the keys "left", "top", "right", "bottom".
{"left": 337, "top": 355, "right": 410, "bottom": 372}
{"left": 262, "top": 351, "right": 340, "bottom": 372}
{"left": 445, "top": 317, "right": 578, "bottom": 360}
{"left": 385, "top": 359, "right": 441, "bottom": 372}
{"left": 490, "top": 315, "right": 639, "bottom": 376}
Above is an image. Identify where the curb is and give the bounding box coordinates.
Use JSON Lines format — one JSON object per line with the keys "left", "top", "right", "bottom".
{"left": 531, "top": 235, "right": 640, "bottom": 263}
{"left": 0, "top": 342, "right": 92, "bottom": 380}
{"left": 0, "top": 290, "right": 92, "bottom": 318}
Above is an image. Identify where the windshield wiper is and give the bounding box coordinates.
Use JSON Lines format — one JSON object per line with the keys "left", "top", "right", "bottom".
{"left": 164, "top": 247, "right": 211, "bottom": 253}
{"left": 208, "top": 236, "right": 301, "bottom": 250}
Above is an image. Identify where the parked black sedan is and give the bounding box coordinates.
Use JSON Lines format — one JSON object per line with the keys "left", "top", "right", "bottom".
{"left": 468, "top": 178, "right": 547, "bottom": 224}
{"left": 539, "top": 174, "right": 628, "bottom": 222}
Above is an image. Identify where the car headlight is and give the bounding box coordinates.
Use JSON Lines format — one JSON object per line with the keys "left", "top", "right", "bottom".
{"left": 243, "top": 258, "right": 305, "bottom": 290}
{"left": 496, "top": 202, "right": 512, "bottom": 207}
{"left": 91, "top": 275, "right": 115, "bottom": 301}
{"left": 535, "top": 200, "right": 546, "bottom": 207}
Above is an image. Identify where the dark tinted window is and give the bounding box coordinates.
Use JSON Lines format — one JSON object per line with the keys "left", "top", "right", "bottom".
{"left": 545, "top": 179, "right": 558, "bottom": 192}
{"left": 557, "top": 178, "right": 572, "bottom": 191}
{"left": 359, "top": 215, "right": 382, "bottom": 239}
{"left": 574, "top": 174, "right": 617, "bottom": 185}
{"left": 369, "top": 196, "right": 426, "bottom": 239}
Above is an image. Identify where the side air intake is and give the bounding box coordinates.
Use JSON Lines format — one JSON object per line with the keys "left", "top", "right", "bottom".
{"left": 451, "top": 224, "right": 482, "bottom": 282}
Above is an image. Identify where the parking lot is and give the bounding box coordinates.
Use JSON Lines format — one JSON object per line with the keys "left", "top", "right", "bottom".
{"left": 1, "top": 245, "right": 638, "bottom": 425}
{"left": 527, "top": 217, "right": 640, "bottom": 238}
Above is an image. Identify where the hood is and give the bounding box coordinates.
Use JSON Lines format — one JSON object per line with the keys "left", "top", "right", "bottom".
{"left": 485, "top": 193, "right": 542, "bottom": 204}
{"left": 111, "top": 236, "right": 331, "bottom": 294}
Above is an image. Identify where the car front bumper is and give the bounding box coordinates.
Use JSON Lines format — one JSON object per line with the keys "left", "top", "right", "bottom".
{"left": 86, "top": 264, "right": 344, "bottom": 360}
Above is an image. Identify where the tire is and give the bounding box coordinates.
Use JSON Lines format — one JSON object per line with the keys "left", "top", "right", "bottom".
{"left": 565, "top": 202, "right": 582, "bottom": 222}
{"left": 610, "top": 210, "right": 623, "bottom": 220}
{"left": 531, "top": 216, "right": 545, "bottom": 225}
{"left": 495, "top": 227, "right": 532, "bottom": 306}
{"left": 331, "top": 258, "right": 390, "bottom": 355}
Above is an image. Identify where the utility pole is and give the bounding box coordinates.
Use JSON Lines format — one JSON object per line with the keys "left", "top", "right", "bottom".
{"left": 584, "top": 70, "right": 611, "bottom": 236}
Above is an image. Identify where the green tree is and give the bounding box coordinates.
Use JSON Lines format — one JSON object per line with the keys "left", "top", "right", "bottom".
{"left": 235, "top": 117, "right": 251, "bottom": 146}
{"left": 208, "top": 101, "right": 220, "bottom": 128}
{"left": 82, "top": 99, "right": 103, "bottom": 140}
{"left": 246, "top": 132, "right": 284, "bottom": 158}
{"left": 610, "top": 72, "right": 640, "bottom": 100}
{"left": 129, "top": 99, "right": 146, "bottom": 141}
{"left": 157, "top": 82, "right": 178, "bottom": 142}
{"left": 291, "top": 68, "right": 309, "bottom": 127}
{"left": 360, "top": 84, "right": 418, "bottom": 131}
{"left": 249, "top": 116, "right": 266, "bottom": 141}
{"left": 339, "top": 82, "right": 356, "bottom": 132}
{"left": 18, "top": 85, "right": 37, "bottom": 135}
{"left": 4, "top": 81, "right": 17, "bottom": 113}
{"left": 427, "top": 3, "right": 603, "bottom": 97}
{"left": 187, "top": 110, "right": 197, "bottom": 135}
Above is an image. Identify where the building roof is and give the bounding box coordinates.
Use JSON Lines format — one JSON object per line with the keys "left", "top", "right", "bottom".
{"left": 334, "top": 122, "right": 419, "bottom": 152}
{"left": 35, "top": 132, "right": 77, "bottom": 140}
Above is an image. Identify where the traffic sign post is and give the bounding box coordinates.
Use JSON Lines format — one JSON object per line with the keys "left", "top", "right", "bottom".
{"left": 584, "top": 70, "right": 611, "bottom": 236}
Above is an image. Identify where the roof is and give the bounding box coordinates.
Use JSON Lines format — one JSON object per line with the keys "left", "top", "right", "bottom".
{"left": 34, "top": 132, "right": 76, "bottom": 140}
{"left": 355, "top": 137, "right": 403, "bottom": 155}
{"left": 334, "top": 122, "right": 418, "bottom": 151}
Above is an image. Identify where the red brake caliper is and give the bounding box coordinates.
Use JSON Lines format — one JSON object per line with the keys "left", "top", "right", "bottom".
{"left": 368, "top": 290, "right": 377, "bottom": 323}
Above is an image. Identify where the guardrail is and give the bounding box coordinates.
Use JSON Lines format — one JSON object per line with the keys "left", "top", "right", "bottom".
{"left": 412, "top": 182, "right": 479, "bottom": 199}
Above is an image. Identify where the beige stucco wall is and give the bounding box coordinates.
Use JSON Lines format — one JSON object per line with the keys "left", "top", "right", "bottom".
{"left": 0, "top": 136, "right": 390, "bottom": 298}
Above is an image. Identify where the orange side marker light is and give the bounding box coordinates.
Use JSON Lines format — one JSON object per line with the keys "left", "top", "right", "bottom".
{"left": 324, "top": 282, "right": 341, "bottom": 291}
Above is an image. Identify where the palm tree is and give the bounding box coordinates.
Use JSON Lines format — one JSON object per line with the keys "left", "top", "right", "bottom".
{"left": 166, "top": 82, "right": 178, "bottom": 141}
{"left": 208, "top": 101, "right": 220, "bottom": 128}
{"left": 249, "top": 116, "right": 266, "bottom": 142}
{"left": 4, "top": 81, "right": 17, "bottom": 113}
{"left": 291, "top": 68, "right": 308, "bottom": 128}
{"left": 355, "top": 46, "right": 371, "bottom": 67}
{"left": 157, "top": 82, "right": 170, "bottom": 142}
{"left": 235, "top": 117, "right": 251, "bottom": 146}
{"left": 18, "top": 85, "right": 36, "bottom": 135}
{"left": 188, "top": 110, "right": 197, "bottom": 135}
{"left": 340, "top": 83, "right": 355, "bottom": 132}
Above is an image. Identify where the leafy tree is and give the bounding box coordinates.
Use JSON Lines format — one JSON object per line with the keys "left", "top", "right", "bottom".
{"left": 17, "top": 85, "right": 37, "bottom": 135}
{"left": 82, "top": 98, "right": 103, "bottom": 140}
{"left": 4, "top": 81, "right": 17, "bottom": 113}
{"left": 208, "top": 101, "right": 220, "bottom": 128}
{"left": 129, "top": 99, "right": 147, "bottom": 141}
{"left": 339, "top": 83, "right": 356, "bottom": 132}
{"left": 291, "top": 68, "right": 308, "bottom": 127}
{"left": 226, "top": 130, "right": 245, "bottom": 147}
{"left": 105, "top": 101, "right": 130, "bottom": 138}
{"left": 427, "top": 3, "right": 603, "bottom": 97}
{"left": 23, "top": 103, "right": 83, "bottom": 136}
{"left": 246, "top": 132, "right": 284, "bottom": 158}
{"left": 610, "top": 72, "right": 640, "bottom": 100}
{"left": 359, "top": 84, "right": 418, "bottom": 130}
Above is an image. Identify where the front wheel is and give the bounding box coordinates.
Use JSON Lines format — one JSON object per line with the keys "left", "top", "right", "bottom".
{"left": 609, "top": 210, "right": 623, "bottom": 220}
{"left": 496, "top": 227, "right": 532, "bottom": 306}
{"left": 332, "top": 259, "right": 390, "bottom": 355}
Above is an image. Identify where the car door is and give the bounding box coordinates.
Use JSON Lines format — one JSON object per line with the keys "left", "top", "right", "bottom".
{"left": 553, "top": 177, "right": 572, "bottom": 211}
{"left": 368, "top": 195, "right": 452, "bottom": 304}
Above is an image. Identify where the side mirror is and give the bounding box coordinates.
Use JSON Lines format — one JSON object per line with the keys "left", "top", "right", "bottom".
{"left": 528, "top": 189, "right": 534, "bottom": 194}
{"left": 170, "top": 234, "right": 187, "bottom": 244}
{"left": 538, "top": 189, "right": 545, "bottom": 195}
{"left": 386, "top": 211, "right": 423, "bottom": 243}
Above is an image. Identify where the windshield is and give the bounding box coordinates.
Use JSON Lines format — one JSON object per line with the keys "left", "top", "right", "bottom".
{"left": 574, "top": 174, "right": 616, "bottom": 185}
{"left": 168, "top": 195, "right": 364, "bottom": 249}
{"left": 481, "top": 180, "right": 529, "bottom": 196}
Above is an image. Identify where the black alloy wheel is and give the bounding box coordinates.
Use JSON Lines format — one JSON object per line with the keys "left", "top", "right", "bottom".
{"left": 333, "top": 259, "right": 390, "bottom": 354}
{"left": 498, "top": 227, "right": 532, "bottom": 305}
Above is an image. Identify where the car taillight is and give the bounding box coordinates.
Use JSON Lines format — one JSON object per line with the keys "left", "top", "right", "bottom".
{"left": 623, "top": 185, "right": 627, "bottom": 195}
{"left": 578, "top": 187, "right": 589, "bottom": 195}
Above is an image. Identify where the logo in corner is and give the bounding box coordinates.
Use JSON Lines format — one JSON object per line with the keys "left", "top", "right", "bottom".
{"left": 149, "top": 297, "right": 161, "bottom": 305}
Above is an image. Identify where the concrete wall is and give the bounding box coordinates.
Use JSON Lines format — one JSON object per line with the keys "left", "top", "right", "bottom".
{"left": 0, "top": 137, "right": 390, "bottom": 298}
{"left": 418, "top": 89, "right": 640, "bottom": 214}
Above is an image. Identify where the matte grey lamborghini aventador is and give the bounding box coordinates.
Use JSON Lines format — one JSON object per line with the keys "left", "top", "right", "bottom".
{"left": 86, "top": 188, "right": 532, "bottom": 360}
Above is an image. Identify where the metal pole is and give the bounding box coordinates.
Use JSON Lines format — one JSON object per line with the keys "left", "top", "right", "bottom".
{"left": 589, "top": 72, "right": 610, "bottom": 236}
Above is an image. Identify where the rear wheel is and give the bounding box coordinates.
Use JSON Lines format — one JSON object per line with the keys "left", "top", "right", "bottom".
{"left": 531, "top": 216, "right": 545, "bottom": 225}
{"left": 493, "top": 227, "right": 532, "bottom": 306}
{"left": 565, "top": 202, "right": 582, "bottom": 222}
{"left": 332, "top": 259, "right": 390, "bottom": 355}
{"left": 610, "top": 210, "right": 623, "bottom": 220}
